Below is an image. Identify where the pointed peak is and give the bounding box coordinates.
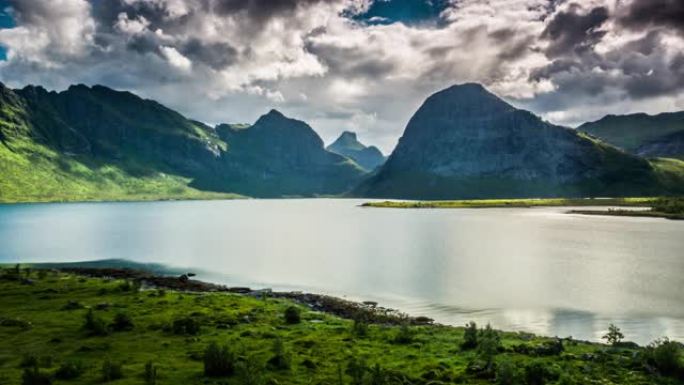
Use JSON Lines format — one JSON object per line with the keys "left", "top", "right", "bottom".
{"left": 340, "top": 131, "right": 357, "bottom": 140}
{"left": 423, "top": 82, "right": 515, "bottom": 115}
{"left": 266, "top": 109, "right": 285, "bottom": 118}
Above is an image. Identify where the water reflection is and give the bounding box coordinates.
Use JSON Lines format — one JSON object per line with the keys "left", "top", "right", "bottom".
{"left": 0, "top": 199, "right": 682, "bottom": 344}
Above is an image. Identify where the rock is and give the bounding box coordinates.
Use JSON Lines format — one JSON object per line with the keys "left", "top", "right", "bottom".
{"left": 355, "top": 83, "right": 670, "bottom": 199}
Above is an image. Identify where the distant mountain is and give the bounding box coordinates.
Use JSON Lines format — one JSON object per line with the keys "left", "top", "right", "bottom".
{"left": 578, "top": 112, "right": 684, "bottom": 159}
{"left": 355, "top": 83, "right": 684, "bottom": 199}
{"left": 326, "top": 131, "right": 386, "bottom": 171}
{"left": 198, "top": 110, "right": 365, "bottom": 197}
{"left": 0, "top": 83, "right": 365, "bottom": 201}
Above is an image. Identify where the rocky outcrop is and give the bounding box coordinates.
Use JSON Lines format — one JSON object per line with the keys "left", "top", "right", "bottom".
{"left": 327, "top": 131, "right": 386, "bottom": 171}
{"left": 355, "top": 83, "right": 666, "bottom": 199}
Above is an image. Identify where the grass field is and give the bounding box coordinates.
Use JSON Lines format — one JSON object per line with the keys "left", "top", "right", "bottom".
{"left": 0, "top": 139, "right": 242, "bottom": 203}
{"left": 361, "top": 197, "right": 657, "bottom": 209}
{"left": 1, "top": 268, "right": 682, "bottom": 385}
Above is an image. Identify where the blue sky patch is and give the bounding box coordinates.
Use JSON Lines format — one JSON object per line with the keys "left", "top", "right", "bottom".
{"left": 349, "top": 0, "right": 452, "bottom": 26}
{"left": 0, "top": 0, "right": 14, "bottom": 60}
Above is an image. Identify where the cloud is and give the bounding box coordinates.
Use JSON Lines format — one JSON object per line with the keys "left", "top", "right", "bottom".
{"left": 617, "top": 0, "right": 684, "bottom": 35}
{"left": 541, "top": 4, "right": 608, "bottom": 58}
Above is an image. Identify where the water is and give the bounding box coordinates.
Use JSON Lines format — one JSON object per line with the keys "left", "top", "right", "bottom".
{"left": 1, "top": 199, "right": 682, "bottom": 344}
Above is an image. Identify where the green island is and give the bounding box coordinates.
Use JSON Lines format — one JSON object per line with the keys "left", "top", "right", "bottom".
{"left": 1, "top": 266, "right": 683, "bottom": 385}
{"left": 362, "top": 197, "right": 684, "bottom": 220}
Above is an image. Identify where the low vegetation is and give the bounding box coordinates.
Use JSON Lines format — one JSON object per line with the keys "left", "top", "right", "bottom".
{"left": 1, "top": 267, "right": 683, "bottom": 384}
{"left": 361, "top": 197, "right": 657, "bottom": 209}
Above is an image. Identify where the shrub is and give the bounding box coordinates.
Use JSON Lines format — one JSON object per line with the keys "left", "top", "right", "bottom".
{"left": 461, "top": 321, "right": 478, "bottom": 350}
{"left": 83, "top": 309, "right": 108, "bottom": 336}
{"left": 19, "top": 355, "right": 38, "bottom": 368}
{"left": 144, "top": 361, "right": 158, "bottom": 385}
{"left": 352, "top": 314, "right": 369, "bottom": 337}
{"left": 110, "top": 312, "right": 134, "bottom": 332}
{"left": 524, "top": 361, "right": 550, "bottom": 385}
{"left": 643, "top": 338, "right": 681, "bottom": 376}
{"left": 478, "top": 324, "right": 501, "bottom": 361}
{"left": 55, "top": 361, "right": 84, "bottom": 380}
{"left": 496, "top": 359, "right": 521, "bottom": 385}
{"left": 21, "top": 366, "right": 51, "bottom": 385}
{"left": 203, "top": 342, "right": 235, "bottom": 377}
{"left": 101, "top": 360, "right": 123, "bottom": 382}
{"left": 267, "top": 338, "right": 291, "bottom": 371}
{"left": 238, "top": 355, "right": 265, "bottom": 385}
{"left": 283, "top": 306, "right": 301, "bottom": 324}
{"left": 172, "top": 317, "right": 200, "bottom": 335}
{"left": 346, "top": 357, "right": 368, "bottom": 385}
{"left": 392, "top": 323, "right": 414, "bottom": 344}
{"left": 602, "top": 324, "right": 624, "bottom": 346}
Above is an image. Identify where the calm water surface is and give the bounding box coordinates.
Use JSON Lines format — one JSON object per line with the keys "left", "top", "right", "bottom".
{"left": 1, "top": 199, "right": 682, "bottom": 344}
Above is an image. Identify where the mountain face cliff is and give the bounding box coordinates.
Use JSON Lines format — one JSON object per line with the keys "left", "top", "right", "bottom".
{"left": 355, "top": 83, "right": 683, "bottom": 199}
{"left": 326, "top": 131, "right": 386, "bottom": 171}
{"left": 196, "top": 110, "right": 365, "bottom": 197}
{"left": 0, "top": 83, "right": 365, "bottom": 201}
{"left": 578, "top": 112, "right": 684, "bottom": 160}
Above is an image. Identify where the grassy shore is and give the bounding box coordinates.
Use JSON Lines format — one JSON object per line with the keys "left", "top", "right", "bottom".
{"left": 361, "top": 197, "right": 657, "bottom": 209}
{"left": 1, "top": 267, "right": 682, "bottom": 385}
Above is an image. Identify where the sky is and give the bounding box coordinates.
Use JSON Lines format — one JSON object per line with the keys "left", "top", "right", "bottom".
{"left": 0, "top": 0, "right": 683, "bottom": 153}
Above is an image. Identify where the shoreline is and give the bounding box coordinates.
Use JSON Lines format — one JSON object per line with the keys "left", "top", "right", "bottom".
{"left": 567, "top": 209, "right": 684, "bottom": 220}
{"left": 55, "top": 266, "right": 435, "bottom": 326}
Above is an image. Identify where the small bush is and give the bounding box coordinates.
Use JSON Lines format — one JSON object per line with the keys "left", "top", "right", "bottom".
{"left": 101, "top": 360, "right": 123, "bottom": 381}
{"left": 239, "top": 355, "right": 265, "bottom": 385}
{"left": 144, "top": 361, "right": 158, "bottom": 385}
{"left": 602, "top": 324, "right": 624, "bottom": 346}
{"left": 461, "top": 321, "right": 478, "bottom": 350}
{"left": 346, "top": 357, "right": 368, "bottom": 385}
{"left": 283, "top": 306, "right": 301, "bottom": 324}
{"left": 172, "top": 317, "right": 200, "bottom": 335}
{"left": 21, "top": 366, "right": 51, "bottom": 385}
{"left": 352, "top": 314, "right": 369, "bottom": 338}
{"left": 644, "top": 338, "right": 681, "bottom": 376}
{"left": 267, "top": 339, "right": 291, "bottom": 371}
{"left": 55, "top": 361, "right": 84, "bottom": 380}
{"left": 203, "top": 342, "right": 235, "bottom": 377}
{"left": 19, "top": 355, "right": 38, "bottom": 368}
{"left": 61, "top": 300, "right": 84, "bottom": 311}
{"left": 83, "top": 309, "right": 108, "bottom": 336}
{"left": 524, "top": 361, "right": 550, "bottom": 385}
{"left": 110, "top": 312, "right": 134, "bottom": 332}
{"left": 392, "top": 323, "right": 414, "bottom": 344}
{"left": 495, "top": 359, "right": 520, "bottom": 385}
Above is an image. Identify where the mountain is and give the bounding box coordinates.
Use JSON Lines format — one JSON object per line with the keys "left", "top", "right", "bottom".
{"left": 0, "top": 83, "right": 365, "bottom": 201}
{"left": 355, "top": 83, "right": 684, "bottom": 199}
{"left": 326, "top": 131, "right": 386, "bottom": 171}
{"left": 196, "top": 110, "right": 365, "bottom": 197}
{"left": 578, "top": 112, "right": 684, "bottom": 159}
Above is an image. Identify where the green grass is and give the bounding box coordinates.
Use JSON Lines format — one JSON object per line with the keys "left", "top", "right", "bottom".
{"left": 361, "top": 197, "right": 658, "bottom": 209}
{"left": 0, "top": 139, "right": 243, "bottom": 203}
{"left": 0, "top": 270, "right": 682, "bottom": 384}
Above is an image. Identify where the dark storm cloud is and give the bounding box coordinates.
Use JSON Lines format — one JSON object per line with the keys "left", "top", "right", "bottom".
{"left": 617, "top": 0, "right": 684, "bottom": 35}
{"left": 541, "top": 4, "right": 608, "bottom": 58}
{"left": 181, "top": 39, "right": 238, "bottom": 70}
{"left": 211, "top": 0, "right": 339, "bottom": 23}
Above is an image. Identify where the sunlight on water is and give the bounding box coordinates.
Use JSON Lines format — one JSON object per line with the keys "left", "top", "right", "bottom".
{"left": 1, "top": 199, "right": 682, "bottom": 344}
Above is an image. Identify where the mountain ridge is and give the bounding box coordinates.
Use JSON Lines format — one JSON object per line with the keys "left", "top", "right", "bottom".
{"left": 326, "top": 131, "right": 386, "bottom": 171}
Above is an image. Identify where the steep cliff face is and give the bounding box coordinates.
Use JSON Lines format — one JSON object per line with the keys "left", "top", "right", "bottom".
{"left": 579, "top": 111, "right": 684, "bottom": 159}
{"left": 327, "top": 131, "right": 386, "bottom": 171}
{"left": 356, "top": 83, "right": 669, "bottom": 199}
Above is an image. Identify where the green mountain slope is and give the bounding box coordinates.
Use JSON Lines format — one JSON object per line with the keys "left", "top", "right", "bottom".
{"left": 326, "top": 131, "right": 386, "bottom": 171}
{"left": 0, "top": 84, "right": 367, "bottom": 202}
{"left": 578, "top": 111, "right": 684, "bottom": 159}
{"left": 355, "top": 84, "right": 684, "bottom": 199}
